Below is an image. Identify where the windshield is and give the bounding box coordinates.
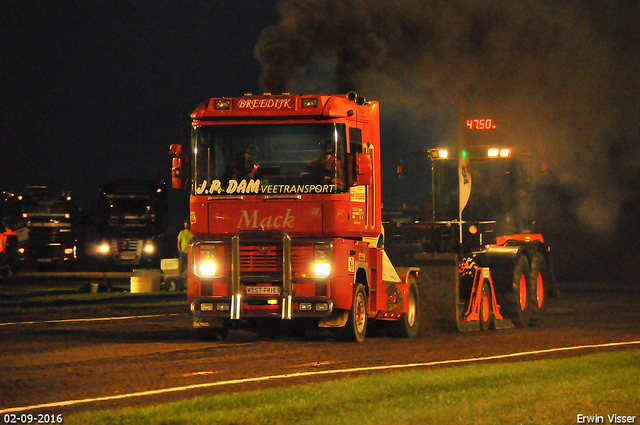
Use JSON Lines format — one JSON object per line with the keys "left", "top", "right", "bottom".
{"left": 103, "top": 195, "right": 156, "bottom": 219}
{"left": 21, "top": 201, "right": 71, "bottom": 217}
{"left": 432, "top": 158, "right": 535, "bottom": 232}
{"left": 192, "top": 123, "right": 348, "bottom": 196}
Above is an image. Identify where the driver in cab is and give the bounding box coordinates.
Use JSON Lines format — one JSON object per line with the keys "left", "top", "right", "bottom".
{"left": 301, "top": 140, "right": 344, "bottom": 188}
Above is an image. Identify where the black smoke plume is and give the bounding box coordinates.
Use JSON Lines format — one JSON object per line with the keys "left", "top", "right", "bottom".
{"left": 256, "top": 0, "right": 640, "bottom": 279}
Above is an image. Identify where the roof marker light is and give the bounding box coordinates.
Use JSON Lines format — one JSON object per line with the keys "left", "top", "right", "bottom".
{"left": 301, "top": 98, "right": 318, "bottom": 108}
{"left": 214, "top": 99, "right": 230, "bottom": 110}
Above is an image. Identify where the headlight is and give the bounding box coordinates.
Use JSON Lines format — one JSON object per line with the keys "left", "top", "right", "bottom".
{"left": 197, "top": 244, "right": 218, "bottom": 277}
{"left": 64, "top": 248, "right": 74, "bottom": 255}
{"left": 143, "top": 241, "right": 155, "bottom": 254}
{"left": 314, "top": 263, "right": 331, "bottom": 277}
{"left": 98, "top": 243, "right": 110, "bottom": 254}
{"left": 200, "top": 261, "right": 217, "bottom": 276}
{"left": 313, "top": 247, "right": 331, "bottom": 277}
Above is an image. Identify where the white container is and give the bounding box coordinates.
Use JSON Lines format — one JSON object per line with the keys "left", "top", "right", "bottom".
{"left": 130, "top": 276, "right": 161, "bottom": 293}
{"left": 161, "top": 258, "right": 180, "bottom": 277}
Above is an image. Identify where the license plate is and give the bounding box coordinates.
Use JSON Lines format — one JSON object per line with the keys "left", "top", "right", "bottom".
{"left": 246, "top": 286, "right": 281, "bottom": 295}
{"left": 121, "top": 252, "right": 137, "bottom": 260}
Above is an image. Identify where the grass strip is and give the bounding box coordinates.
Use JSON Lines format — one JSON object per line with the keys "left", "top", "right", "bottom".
{"left": 0, "top": 290, "right": 186, "bottom": 316}
{"left": 65, "top": 349, "right": 640, "bottom": 425}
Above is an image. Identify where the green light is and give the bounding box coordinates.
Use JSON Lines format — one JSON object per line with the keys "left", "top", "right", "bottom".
{"left": 462, "top": 150, "right": 467, "bottom": 158}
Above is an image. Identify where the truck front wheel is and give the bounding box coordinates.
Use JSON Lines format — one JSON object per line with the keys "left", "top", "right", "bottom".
{"left": 336, "top": 283, "right": 367, "bottom": 342}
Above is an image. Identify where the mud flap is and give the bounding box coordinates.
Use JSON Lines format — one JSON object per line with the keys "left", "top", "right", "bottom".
{"left": 412, "top": 253, "right": 464, "bottom": 332}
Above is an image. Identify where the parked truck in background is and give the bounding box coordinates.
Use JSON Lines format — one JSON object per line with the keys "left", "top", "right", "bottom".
{"left": 89, "top": 180, "right": 168, "bottom": 269}
{"left": 13, "top": 186, "right": 78, "bottom": 270}
{"left": 170, "top": 92, "right": 419, "bottom": 342}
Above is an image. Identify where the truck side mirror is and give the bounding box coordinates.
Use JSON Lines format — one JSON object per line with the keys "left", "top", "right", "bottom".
{"left": 169, "top": 144, "right": 188, "bottom": 190}
{"left": 356, "top": 153, "right": 372, "bottom": 186}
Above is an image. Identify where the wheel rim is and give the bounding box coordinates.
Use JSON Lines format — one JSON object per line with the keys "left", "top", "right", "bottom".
{"left": 519, "top": 274, "right": 527, "bottom": 311}
{"left": 536, "top": 272, "right": 544, "bottom": 308}
{"left": 406, "top": 290, "right": 416, "bottom": 327}
{"left": 355, "top": 292, "right": 366, "bottom": 333}
{"left": 481, "top": 289, "right": 490, "bottom": 323}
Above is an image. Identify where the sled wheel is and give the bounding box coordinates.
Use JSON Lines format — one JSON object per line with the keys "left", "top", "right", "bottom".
{"left": 389, "top": 279, "right": 420, "bottom": 338}
{"left": 336, "top": 283, "right": 367, "bottom": 342}
{"left": 479, "top": 281, "right": 492, "bottom": 331}
{"left": 496, "top": 255, "right": 532, "bottom": 327}
{"left": 529, "top": 252, "right": 548, "bottom": 326}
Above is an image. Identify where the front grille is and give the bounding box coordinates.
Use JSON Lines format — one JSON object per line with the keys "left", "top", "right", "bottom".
{"left": 111, "top": 239, "right": 142, "bottom": 253}
{"left": 239, "top": 244, "right": 314, "bottom": 274}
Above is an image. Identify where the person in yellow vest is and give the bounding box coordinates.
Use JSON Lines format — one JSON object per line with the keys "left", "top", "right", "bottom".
{"left": 176, "top": 221, "right": 193, "bottom": 275}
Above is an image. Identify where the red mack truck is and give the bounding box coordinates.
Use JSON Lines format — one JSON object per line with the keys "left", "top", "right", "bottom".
{"left": 169, "top": 92, "right": 419, "bottom": 342}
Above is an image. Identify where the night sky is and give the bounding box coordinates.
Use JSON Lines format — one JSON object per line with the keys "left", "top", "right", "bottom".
{"left": 2, "top": 1, "right": 639, "bottom": 279}
{"left": 2, "top": 0, "right": 279, "bottom": 219}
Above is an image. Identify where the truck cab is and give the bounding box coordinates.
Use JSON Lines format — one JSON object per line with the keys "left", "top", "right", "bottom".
{"left": 14, "top": 187, "right": 78, "bottom": 270}
{"left": 171, "top": 92, "right": 418, "bottom": 342}
{"left": 89, "top": 180, "right": 168, "bottom": 268}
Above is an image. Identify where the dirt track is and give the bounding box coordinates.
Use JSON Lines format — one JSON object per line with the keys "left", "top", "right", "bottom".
{"left": 1, "top": 282, "right": 639, "bottom": 417}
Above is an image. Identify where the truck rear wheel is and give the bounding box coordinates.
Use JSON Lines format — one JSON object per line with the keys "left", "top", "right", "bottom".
{"left": 388, "top": 279, "right": 420, "bottom": 338}
{"left": 496, "top": 255, "right": 531, "bottom": 327}
{"left": 529, "top": 252, "right": 548, "bottom": 326}
{"left": 335, "top": 283, "right": 367, "bottom": 342}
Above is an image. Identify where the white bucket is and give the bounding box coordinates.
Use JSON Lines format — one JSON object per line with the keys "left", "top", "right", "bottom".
{"left": 130, "top": 276, "right": 161, "bottom": 293}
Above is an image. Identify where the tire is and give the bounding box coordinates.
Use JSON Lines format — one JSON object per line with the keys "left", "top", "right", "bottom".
{"left": 164, "top": 278, "right": 177, "bottom": 292}
{"left": 336, "top": 283, "right": 367, "bottom": 342}
{"left": 479, "top": 281, "right": 492, "bottom": 331}
{"left": 529, "top": 252, "right": 548, "bottom": 326}
{"left": 496, "top": 255, "right": 532, "bottom": 327}
{"left": 388, "top": 279, "right": 420, "bottom": 338}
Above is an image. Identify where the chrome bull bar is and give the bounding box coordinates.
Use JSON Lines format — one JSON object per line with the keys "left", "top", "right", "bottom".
{"left": 230, "top": 230, "right": 292, "bottom": 320}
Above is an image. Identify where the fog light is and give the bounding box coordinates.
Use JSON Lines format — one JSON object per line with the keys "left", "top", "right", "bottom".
{"left": 299, "top": 303, "right": 312, "bottom": 311}
{"left": 201, "top": 303, "right": 213, "bottom": 311}
{"left": 315, "top": 302, "right": 329, "bottom": 312}
{"left": 216, "top": 303, "right": 230, "bottom": 311}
